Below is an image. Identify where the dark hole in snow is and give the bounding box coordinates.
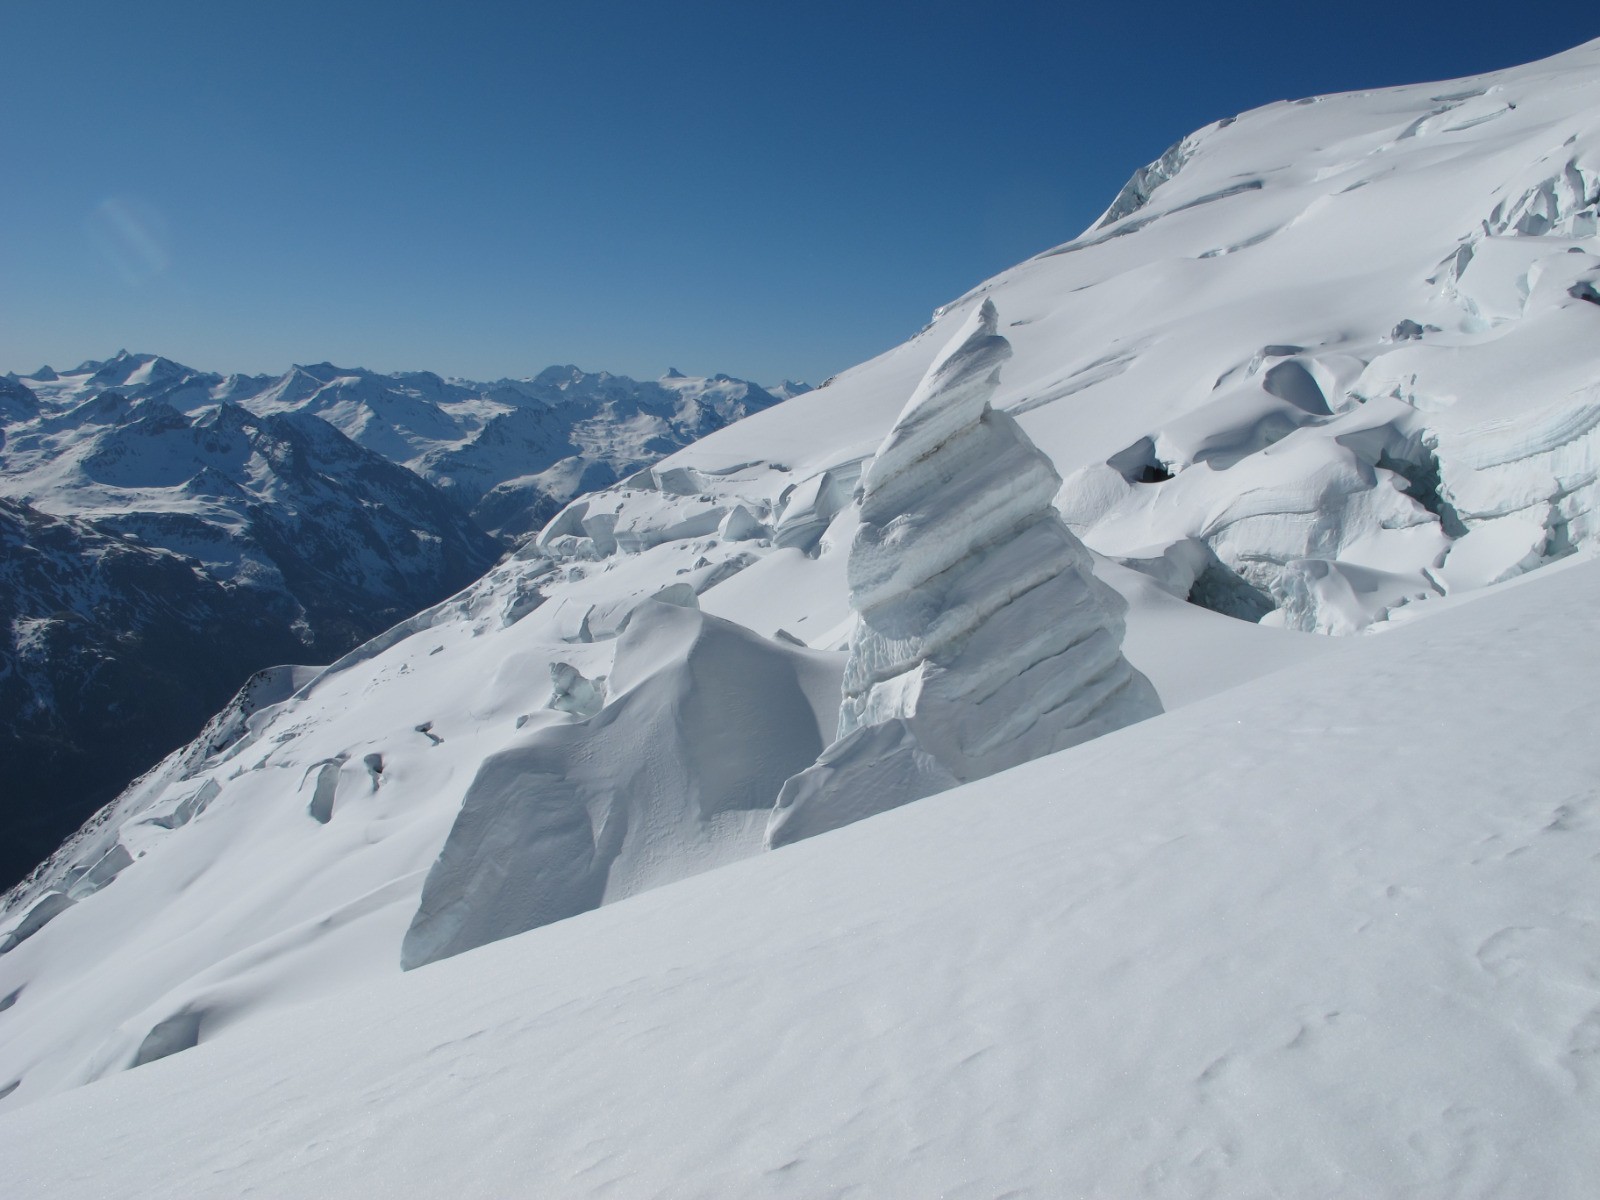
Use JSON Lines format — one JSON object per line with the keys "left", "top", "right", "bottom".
{"left": 1107, "top": 437, "right": 1174, "bottom": 484}
{"left": 0, "top": 1079, "right": 17, "bottom": 1101}
{"left": 1186, "top": 562, "right": 1275, "bottom": 622}
{"left": 415, "top": 722, "right": 444, "bottom": 746}
{"left": 0, "top": 986, "right": 20, "bottom": 1012}
{"left": 307, "top": 761, "right": 340, "bottom": 823}
{"left": 132, "top": 1010, "right": 202, "bottom": 1067}
{"left": 1570, "top": 281, "right": 1600, "bottom": 306}
{"left": 1377, "top": 450, "right": 1467, "bottom": 538}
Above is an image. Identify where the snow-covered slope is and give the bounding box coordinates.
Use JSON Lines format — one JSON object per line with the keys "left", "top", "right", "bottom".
{"left": 0, "top": 499, "right": 314, "bottom": 889}
{"left": 2, "top": 41, "right": 1598, "bottom": 1184}
{"left": 2, "top": 547, "right": 1596, "bottom": 1198}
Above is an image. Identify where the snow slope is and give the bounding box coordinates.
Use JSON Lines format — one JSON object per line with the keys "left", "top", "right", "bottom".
{"left": 2, "top": 38, "right": 1599, "bottom": 1164}
{"left": 1, "top": 550, "right": 1595, "bottom": 1198}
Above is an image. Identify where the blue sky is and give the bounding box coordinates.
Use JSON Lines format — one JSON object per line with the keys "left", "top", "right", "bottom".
{"left": 1, "top": 3, "right": 1589, "bottom": 384}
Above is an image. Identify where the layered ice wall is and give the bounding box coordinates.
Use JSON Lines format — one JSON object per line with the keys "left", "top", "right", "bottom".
{"left": 769, "top": 301, "right": 1160, "bottom": 846}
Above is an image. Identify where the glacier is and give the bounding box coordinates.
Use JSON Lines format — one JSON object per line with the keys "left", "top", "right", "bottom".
{"left": 4, "top": 526, "right": 1599, "bottom": 1199}
{"left": 2, "top": 36, "right": 1600, "bottom": 1197}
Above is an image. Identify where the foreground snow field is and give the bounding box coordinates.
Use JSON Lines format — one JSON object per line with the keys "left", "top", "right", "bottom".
{"left": 2, "top": 553, "right": 1596, "bottom": 1198}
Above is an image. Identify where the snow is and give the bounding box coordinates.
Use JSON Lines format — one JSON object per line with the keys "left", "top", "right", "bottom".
{"left": 400, "top": 601, "right": 842, "bottom": 969}
{"left": 836, "top": 299, "right": 1157, "bottom": 761}
{"left": 2, "top": 553, "right": 1598, "bottom": 1198}
{"left": 770, "top": 300, "right": 1159, "bottom": 843}
{"left": 1, "top": 37, "right": 1599, "bottom": 1195}
{"left": 0, "top": 352, "right": 792, "bottom": 902}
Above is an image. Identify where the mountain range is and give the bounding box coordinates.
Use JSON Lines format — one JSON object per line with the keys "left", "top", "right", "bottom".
{"left": 0, "top": 357, "right": 797, "bottom": 887}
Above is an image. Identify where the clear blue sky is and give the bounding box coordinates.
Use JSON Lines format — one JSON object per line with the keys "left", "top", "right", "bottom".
{"left": 1, "top": 2, "right": 1589, "bottom": 384}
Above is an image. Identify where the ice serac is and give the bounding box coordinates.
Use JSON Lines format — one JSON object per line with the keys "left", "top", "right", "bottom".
{"left": 401, "top": 602, "right": 843, "bottom": 969}
{"left": 768, "top": 301, "right": 1160, "bottom": 847}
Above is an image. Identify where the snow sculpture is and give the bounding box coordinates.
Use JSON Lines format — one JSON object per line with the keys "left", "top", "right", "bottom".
{"left": 768, "top": 299, "right": 1160, "bottom": 846}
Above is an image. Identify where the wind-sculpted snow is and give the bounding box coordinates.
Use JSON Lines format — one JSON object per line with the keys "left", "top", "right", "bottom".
{"left": 1346, "top": 251, "right": 1600, "bottom": 595}
{"left": 1019, "top": 66, "right": 1600, "bottom": 635}
{"left": 401, "top": 602, "right": 842, "bottom": 969}
{"left": 841, "top": 301, "right": 1158, "bottom": 760}
{"left": 1091, "top": 135, "right": 1194, "bottom": 228}
{"left": 770, "top": 302, "right": 1160, "bottom": 845}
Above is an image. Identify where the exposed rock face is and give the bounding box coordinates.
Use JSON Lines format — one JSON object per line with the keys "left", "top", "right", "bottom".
{"left": 0, "top": 499, "right": 309, "bottom": 888}
{"left": 0, "top": 402, "right": 500, "bottom": 890}
{"left": 768, "top": 300, "right": 1161, "bottom": 847}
